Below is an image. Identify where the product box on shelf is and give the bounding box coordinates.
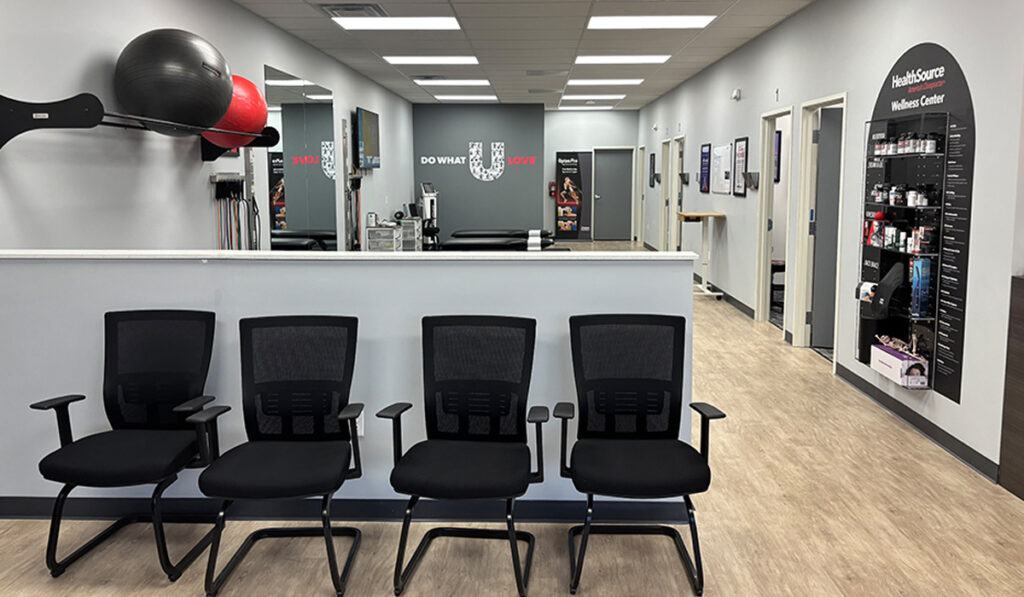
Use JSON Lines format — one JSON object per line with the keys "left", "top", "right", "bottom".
{"left": 870, "top": 344, "right": 929, "bottom": 389}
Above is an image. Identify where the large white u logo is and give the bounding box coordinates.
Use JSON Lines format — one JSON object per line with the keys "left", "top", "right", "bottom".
{"left": 468, "top": 141, "right": 505, "bottom": 182}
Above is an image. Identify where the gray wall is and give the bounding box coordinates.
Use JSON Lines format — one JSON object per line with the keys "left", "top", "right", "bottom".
{"left": 543, "top": 111, "right": 640, "bottom": 233}
{"left": 280, "top": 103, "right": 336, "bottom": 231}
{"left": 0, "top": 254, "right": 694, "bottom": 501}
{"left": 0, "top": 0, "right": 412, "bottom": 250}
{"left": 413, "top": 104, "right": 544, "bottom": 238}
{"left": 638, "top": 0, "right": 1024, "bottom": 462}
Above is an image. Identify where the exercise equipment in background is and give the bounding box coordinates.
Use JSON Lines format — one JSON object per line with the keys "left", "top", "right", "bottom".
{"left": 0, "top": 28, "right": 278, "bottom": 160}
{"left": 201, "top": 75, "right": 268, "bottom": 149}
{"left": 113, "top": 29, "right": 233, "bottom": 137}
{"left": 418, "top": 182, "right": 441, "bottom": 250}
{"left": 212, "top": 173, "right": 260, "bottom": 250}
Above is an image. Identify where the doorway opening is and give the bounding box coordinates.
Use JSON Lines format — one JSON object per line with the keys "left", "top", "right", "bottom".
{"left": 792, "top": 93, "right": 847, "bottom": 367}
{"left": 670, "top": 135, "right": 685, "bottom": 251}
{"left": 591, "top": 147, "right": 635, "bottom": 241}
{"left": 755, "top": 108, "right": 794, "bottom": 333}
{"left": 659, "top": 139, "right": 671, "bottom": 250}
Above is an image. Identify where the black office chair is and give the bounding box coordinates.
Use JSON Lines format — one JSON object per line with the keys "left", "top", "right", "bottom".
{"left": 197, "top": 316, "right": 363, "bottom": 597}
{"left": 554, "top": 314, "right": 725, "bottom": 595}
{"left": 30, "top": 310, "right": 223, "bottom": 580}
{"left": 377, "top": 315, "right": 549, "bottom": 597}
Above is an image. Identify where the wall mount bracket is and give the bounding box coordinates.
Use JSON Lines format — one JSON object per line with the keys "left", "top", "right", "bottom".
{"left": 0, "top": 93, "right": 279, "bottom": 161}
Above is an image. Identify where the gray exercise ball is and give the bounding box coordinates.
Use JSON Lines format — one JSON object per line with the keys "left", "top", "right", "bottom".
{"left": 113, "top": 29, "right": 233, "bottom": 136}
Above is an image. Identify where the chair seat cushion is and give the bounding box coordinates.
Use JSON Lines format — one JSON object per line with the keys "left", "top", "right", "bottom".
{"left": 39, "top": 429, "right": 198, "bottom": 487}
{"left": 390, "top": 440, "right": 531, "bottom": 500}
{"left": 199, "top": 440, "right": 350, "bottom": 499}
{"left": 570, "top": 439, "right": 710, "bottom": 499}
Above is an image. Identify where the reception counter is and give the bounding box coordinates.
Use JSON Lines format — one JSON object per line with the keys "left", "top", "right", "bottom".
{"left": 0, "top": 250, "right": 697, "bottom": 512}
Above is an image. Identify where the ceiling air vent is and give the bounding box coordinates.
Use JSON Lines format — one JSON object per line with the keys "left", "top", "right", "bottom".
{"left": 526, "top": 69, "right": 570, "bottom": 77}
{"left": 528, "top": 89, "right": 559, "bottom": 94}
{"left": 318, "top": 3, "right": 388, "bottom": 18}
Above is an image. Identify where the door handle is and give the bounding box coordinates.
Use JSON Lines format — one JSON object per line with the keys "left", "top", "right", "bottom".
{"left": 595, "top": 194, "right": 601, "bottom": 200}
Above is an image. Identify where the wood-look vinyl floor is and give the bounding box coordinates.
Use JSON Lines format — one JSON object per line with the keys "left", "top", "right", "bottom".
{"left": 2, "top": 299, "right": 1023, "bottom": 596}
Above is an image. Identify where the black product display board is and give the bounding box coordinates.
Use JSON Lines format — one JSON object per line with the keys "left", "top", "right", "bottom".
{"left": 699, "top": 144, "right": 711, "bottom": 193}
{"left": 859, "top": 43, "right": 974, "bottom": 402}
{"left": 268, "top": 152, "right": 286, "bottom": 230}
{"left": 555, "top": 151, "right": 591, "bottom": 239}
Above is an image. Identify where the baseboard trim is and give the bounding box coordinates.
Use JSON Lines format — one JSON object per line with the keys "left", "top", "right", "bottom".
{"left": 0, "top": 497, "right": 688, "bottom": 523}
{"left": 643, "top": 242, "right": 658, "bottom": 252}
{"left": 693, "top": 274, "right": 754, "bottom": 319}
{"left": 835, "top": 364, "right": 998, "bottom": 480}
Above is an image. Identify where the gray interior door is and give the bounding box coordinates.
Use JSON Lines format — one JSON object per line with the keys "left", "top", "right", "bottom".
{"left": 810, "top": 107, "right": 843, "bottom": 349}
{"left": 593, "top": 149, "right": 633, "bottom": 240}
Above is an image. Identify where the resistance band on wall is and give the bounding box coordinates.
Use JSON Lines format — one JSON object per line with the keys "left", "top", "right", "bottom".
{"left": 214, "top": 177, "right": 260, "bottom": 250}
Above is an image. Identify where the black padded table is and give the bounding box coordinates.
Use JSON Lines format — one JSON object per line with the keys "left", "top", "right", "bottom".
{"left": 440, "top": 237, "right": 555, "bottom": 251}
{"left": 271, "top": 229, "right": 336, "bottom": 250}
{"left": 451, "top": 229, "right": 553, "bottom": 239}
{"left": 270, "top": 238, "right": 320, "bottom": 251}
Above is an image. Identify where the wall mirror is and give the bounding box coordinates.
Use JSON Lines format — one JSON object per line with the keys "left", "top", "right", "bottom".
{"left": 264, "top": 66, "right": 337, "bottom": 250}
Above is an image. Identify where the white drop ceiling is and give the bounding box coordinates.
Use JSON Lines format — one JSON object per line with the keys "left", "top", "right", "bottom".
{"left": 233, "top": 0, "right": 816, "bottom": 110}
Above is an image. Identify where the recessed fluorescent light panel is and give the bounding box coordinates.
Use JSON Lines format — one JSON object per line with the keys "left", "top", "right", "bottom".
{"left": 575, "top": 55, "right": 671, "bottom": 65}
{"left": 562, "top": 94, "right": 626, "bottom": 100}
{"left": 414, "top": 79, "right": 490, "bottom": 86}
{"left": 567, "top": 79, "right": 644, "bottom": 86}
{"left": 434, "top": 95, "right": 498, "bottom": 101}
{"left": 303, "top": 94, "right": 333, "bottom": 100}
{"left": 588, "top": 15, "right": 716, "bottom": 29}
{"left": 334, "top": 17, "right": 460, "bottom": 30}
{"left": 558, "top": 106, "right": 614, "bottom": 111}
{"left": 384, "top": 56, "right": 478, "bottom": 65}
{"left": 265, "top": 79, "right": 311, "bottom": 87}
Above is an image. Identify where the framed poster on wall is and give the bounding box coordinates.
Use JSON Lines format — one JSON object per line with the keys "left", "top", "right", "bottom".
{"left": 649, "top": 152, "right": 656, "bottom": 188}
{"left": 733, "top": 137, "right": 748, "bottom": 197}
{"left": 711, "top": 143, "right": 731, "bottom": 194}
{"left": 699, "top": 143, "right": 711, "bottom": 193}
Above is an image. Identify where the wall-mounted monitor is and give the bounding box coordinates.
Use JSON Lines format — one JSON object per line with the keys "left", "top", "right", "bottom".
{"left": 354, "top": 107, "right": 380, "bottom": 169}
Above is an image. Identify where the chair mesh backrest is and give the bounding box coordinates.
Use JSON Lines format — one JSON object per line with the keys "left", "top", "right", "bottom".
{"left": 240, "top": 316, "right": 358, "bottom": 441}
{"left": 103, "top": 310, "right": 215, "bottom": 430}
{"left": 422, "top": 316, "right": 536, "bottom": 442}
{"left": 569, "top": 314, "right": 685, "bottom": 439}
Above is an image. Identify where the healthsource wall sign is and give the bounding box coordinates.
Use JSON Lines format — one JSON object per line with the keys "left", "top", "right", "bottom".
{"left": 872, "top": 42, "right": 975, "bottom": 403}
{"left": 419, "top": 141, "right": 537, "bottom": 182}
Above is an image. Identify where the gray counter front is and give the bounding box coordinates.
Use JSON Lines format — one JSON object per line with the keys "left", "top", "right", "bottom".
{"left": 0, "top": 251, "right": 697, "bottom": 510}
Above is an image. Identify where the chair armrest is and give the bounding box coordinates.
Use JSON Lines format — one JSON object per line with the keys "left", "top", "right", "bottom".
{"left": 30, "top": 394, "right": 86, "bottom": 447}
{"left": 172, "top": 395, "right": 215, "bottom": 414}
{"left": 30, "top": 394, "right": 86, "bottom": 411}
{"left": 338, "top": 403, "right": 364, "bottom": 479}
{"left": 185, "top": 406, "right": 231, "bottom": 466}
{"left": 553, "top": 402, "right": 575, "bottom": 420}
{"left": 690, "top": 402, "right": 725, "bottom": 420}
{"left": 554, "top": 402, "right": 575, "bottom": 478}
{"left": 527, "top": 406, "right": 549, "bottom": 483}
{"left": 376, "top": 402, "right": 413, "bottom": 466}
{"left": 376, "top": 402, "right": 412, "bottom": 420}
{"left": 527, "top": 405, "right": 549, "bottom": 424}
{"left": 689, "top": 402, "right": 726, "bottom": 459}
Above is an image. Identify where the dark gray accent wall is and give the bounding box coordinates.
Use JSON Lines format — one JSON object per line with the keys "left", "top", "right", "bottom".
{"left": 413, "top": 104, "right": 544, "bottom": 238}
{"left": 281, "top": 103, "right": 336, "bottom": 231}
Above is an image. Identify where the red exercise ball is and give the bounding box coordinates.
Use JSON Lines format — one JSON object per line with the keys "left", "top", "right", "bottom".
{"left": 202, "top": 75, "right": 268, "bottom": 148}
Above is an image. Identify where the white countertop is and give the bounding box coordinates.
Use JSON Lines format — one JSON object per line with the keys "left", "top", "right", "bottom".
{"left": 0, "top": 249, "right": 698, "bottom": 262}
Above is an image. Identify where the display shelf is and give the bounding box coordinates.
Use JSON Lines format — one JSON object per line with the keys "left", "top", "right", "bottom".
{"left": 864, "top": 202, "right": 942, "bottom": 211}
{"left": 858, "top": 112, "right": 949, "bottom": 387}
{"left": 866, "top": 153, "right": 944, "bottom": 161}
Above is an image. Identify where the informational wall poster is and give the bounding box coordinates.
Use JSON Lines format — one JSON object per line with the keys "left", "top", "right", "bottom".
{"left": 649, "top": 152, "right": 656, "bottom": 188}
{"left": 699, "top": 143, "right": 711, "bottom": 193}
{"left": 733, "top": 137, "right": 748, "bottom": 197}
{"left": 773, "top": 131, "right": 782, "bottom": 183}
{"left": 870, "top": 42, "right": 975, "bottom": 403}
{"left": 711, "top": 143, "right": 731, "bottom": 195}
{"left": 555, "top": 151, "right": 592, "bottom": 240}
